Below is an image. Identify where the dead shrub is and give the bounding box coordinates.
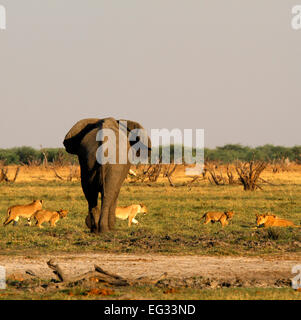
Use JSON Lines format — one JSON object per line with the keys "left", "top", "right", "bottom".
{"left": 235, "top": 160, "right": 267, "bottom": 191}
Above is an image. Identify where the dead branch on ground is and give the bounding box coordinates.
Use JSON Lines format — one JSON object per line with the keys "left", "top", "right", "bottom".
{"left": 47, "top": 259, "right": 128, "bottom": 286}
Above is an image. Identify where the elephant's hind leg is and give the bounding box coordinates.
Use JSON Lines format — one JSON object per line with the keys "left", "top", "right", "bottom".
{"left": 81, "top": 178, "right": 100, "bottom": 234}
{"left": 108, "top": 194, "right": 119, "bottom": 231}
{"left": 91, "top": 207, "right": 101, "bottom": 233}
{"left": 100, "top": 190, "right": 120, "bottom": 233}
{"left": 99, "top": 197, "right": 110, "bottom": 233}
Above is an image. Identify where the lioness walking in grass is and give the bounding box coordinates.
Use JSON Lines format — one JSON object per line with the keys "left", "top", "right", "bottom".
{"left": 86, "top": 204, "right": 148, "bottom": 228}
{"left": 115, "top": 204, "right": 148, "bottom": 226}
{"left": 3, "top": 200, "right": 43, "bottom": 226}
{"left": 33, "top": 209, "right": 68, "bottom": 228}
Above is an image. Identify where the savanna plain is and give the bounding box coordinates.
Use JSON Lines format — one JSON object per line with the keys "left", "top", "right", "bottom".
{"left": 0, "top": 164, "right": 300, "bottom": 300}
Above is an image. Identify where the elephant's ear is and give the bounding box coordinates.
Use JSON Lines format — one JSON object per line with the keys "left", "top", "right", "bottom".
{"left": 119, "top": 119, "right": 152, "bottom": 152}
{"left": 63, "top": 118, "right": 101, "bottom": 155}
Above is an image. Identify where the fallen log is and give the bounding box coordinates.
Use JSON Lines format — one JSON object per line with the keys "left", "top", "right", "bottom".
{"left": 46, "top": 260, "right": 129, "bottom": 286}
{"left": 47, "top": 259, "right": 67, "bottom": 282}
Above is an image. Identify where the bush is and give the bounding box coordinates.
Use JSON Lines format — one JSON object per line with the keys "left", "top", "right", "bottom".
{"left": 0, "top": 147, "right": 77, "bottom": 165}
{"left": 15, "top": 146, "right": 40, "bottom": 164}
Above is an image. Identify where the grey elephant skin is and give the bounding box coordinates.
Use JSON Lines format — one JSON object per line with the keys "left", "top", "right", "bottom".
{"left": 63, "top": 117, "right": 151, "bottom": 234}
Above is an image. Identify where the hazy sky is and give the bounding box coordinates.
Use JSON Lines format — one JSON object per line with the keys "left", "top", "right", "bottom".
{"left": 0, "top": 0, "right": 300, "bottom": 149}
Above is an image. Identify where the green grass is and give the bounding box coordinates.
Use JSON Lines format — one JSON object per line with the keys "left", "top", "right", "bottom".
{"left": 1, "top": 180, "right": 301, "bottom": 300}
{"left": 0, "top": 181, "right": 300, "bottom": 256}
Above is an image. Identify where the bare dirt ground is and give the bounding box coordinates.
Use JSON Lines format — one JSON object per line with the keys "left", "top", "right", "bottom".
{"left": 1, "top": 253, "right": 300, "bottom": 288}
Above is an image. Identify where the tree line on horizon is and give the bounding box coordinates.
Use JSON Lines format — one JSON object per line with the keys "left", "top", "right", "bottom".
{"left": 0, "top": 144, "right": 300, "bottom": 165}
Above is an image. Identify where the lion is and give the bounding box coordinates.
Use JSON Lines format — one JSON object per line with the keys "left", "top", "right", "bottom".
{"left": 202, "top": 211, "right": 235, "bottom": 227}
{"left": 116, "top": 204, "right": 148, "bottom": 226}
{"left": 3, "top": 200, "right": 43, "bottom": 226}
{"left": 85, "top": 204, "right": 147, "bottom": 228}
{"left": 255, "top": 214, "right": 300, "bottom": 228}
{"left": 33, "top": 209, "right": 68, "bottom": 228}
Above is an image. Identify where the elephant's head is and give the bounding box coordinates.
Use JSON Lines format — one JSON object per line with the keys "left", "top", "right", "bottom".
{"left": 63, "top": 117, "right": 151, "bottom": 160}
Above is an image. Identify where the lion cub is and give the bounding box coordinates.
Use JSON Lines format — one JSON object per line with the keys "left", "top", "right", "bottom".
{"left": 256, "top": 214, "right": 300, "bottom": 228}
{"left": 202, "top": 211, "right": 235, "bottom": 227}
{"left": 115, "top": 204, "right": 147, "bottom": 226}
{"left": 3, "top": 200, "right": 43, "bottom": 226}
{"left": 33, "top": 209, "right": 68, "bottom": 228}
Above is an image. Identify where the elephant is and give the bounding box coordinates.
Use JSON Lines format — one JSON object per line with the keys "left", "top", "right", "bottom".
{"left": 63, "top": 117, "right": 151, "bottom": 234}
